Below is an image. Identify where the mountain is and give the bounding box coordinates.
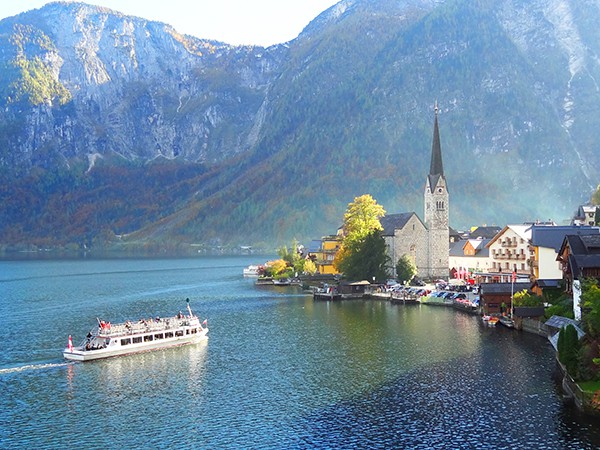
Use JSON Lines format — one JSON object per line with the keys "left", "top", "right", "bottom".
{"left": 1, "top": 0, "right": 599, "bottom": 253}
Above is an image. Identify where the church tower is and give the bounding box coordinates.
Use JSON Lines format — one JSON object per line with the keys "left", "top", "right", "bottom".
{"left": 423, "top": 103, "right": 449, "bottom": 278}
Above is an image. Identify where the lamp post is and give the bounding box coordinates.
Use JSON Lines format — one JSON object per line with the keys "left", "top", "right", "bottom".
{"left": 511, "top": 270, "right": 516, "bottom": 318}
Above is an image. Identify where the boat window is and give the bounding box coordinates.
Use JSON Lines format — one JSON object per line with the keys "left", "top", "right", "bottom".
{"left": 191, "top": 328, "right": 197, "bottom": 334}
{"left": 175, "top": 330, "right": 183, "bottom": 337}
{"left": 132, "top": 336, "right": 142, "bottom": 344}
{"left": 165, "top": 332, "right": 174, "bottom": 338}
{"left": 144, "top": 335, "right": 153, "bottom": 342}
{"left": 121, "top": 338, "right": 131, "bottom": 346}
{"left": 155, "top": 333, "right": 164, "bottom": 340}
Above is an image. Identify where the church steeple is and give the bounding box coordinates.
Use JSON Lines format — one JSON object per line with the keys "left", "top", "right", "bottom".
{"left": 427, "top": 102, "right": 445, "bottom": 192}
{"left": 423, "top": 101, "right": 449, "bottom": 279}
{"left": 429, "top": 102, "right": 443, "bottom": 176}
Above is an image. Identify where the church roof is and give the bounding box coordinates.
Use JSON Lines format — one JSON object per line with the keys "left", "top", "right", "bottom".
{"left": 429, "top": 108, "right": 444, "bottom": 177}
{"left": 427, "top": 106, "right": 445, "bottom": 192}
{"left": 380, "top": 212, "right": 420, "bottom": 236}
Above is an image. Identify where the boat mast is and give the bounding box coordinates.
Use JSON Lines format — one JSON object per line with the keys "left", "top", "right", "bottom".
{"left": 186, "top": 298, "right": 194, "bottom": 317}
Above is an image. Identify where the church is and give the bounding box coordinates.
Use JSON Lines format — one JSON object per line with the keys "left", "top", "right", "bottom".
{"left": 381, "top": 105, "right": 450, "bottom": 279}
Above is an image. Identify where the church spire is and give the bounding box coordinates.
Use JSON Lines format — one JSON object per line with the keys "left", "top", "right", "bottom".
{"left": 429, "top": 101, "right": 444, "bottom": 177}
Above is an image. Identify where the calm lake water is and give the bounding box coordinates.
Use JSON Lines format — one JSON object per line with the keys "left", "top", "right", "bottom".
{"left": 1, "top": 256, "right": 600, "bottom": 449}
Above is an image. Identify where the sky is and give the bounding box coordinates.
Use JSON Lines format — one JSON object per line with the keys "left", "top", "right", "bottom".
{"left": 0, "top": 0, "right": 340, "bottom": 47}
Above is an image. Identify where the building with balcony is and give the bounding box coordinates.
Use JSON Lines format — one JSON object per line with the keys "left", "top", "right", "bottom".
{"left": 307, "top": 234, "right": 342, "bottom": 275}
{"left": 485, "top": 224, "right": 534, "bottom": 282}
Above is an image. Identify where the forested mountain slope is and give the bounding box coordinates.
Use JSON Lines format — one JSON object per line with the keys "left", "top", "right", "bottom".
{"left": 1, "top": 0, "right": 598, "bottom": 251}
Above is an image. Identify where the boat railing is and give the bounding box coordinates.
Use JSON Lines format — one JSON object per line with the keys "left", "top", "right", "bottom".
{"left": 97, "top": 316, "right": 199, "bottom": 336}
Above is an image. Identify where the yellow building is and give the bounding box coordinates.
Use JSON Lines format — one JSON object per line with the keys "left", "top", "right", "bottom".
{"left": 308, "top": 234, "right": 342, "bottom": 275}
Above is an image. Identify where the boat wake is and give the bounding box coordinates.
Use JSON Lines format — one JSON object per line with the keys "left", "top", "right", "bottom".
{"left": 0, "top": 361, "right": 69, "bottom": 375}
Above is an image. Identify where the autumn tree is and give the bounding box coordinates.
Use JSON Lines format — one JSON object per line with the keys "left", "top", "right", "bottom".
{"left": 341, "top": 194, "right": 386, "bottom": 245}
{"left": 277, "top": 239, "right": 304, "bottom": 274}
{"left": 263, "top": 259, "right": 290, "bottom": 278}
{"left": 303, "top": 258, "right": 317, "bottom": 275}
{"left": 334, "top": 194, "right": 388, "bottom": 281}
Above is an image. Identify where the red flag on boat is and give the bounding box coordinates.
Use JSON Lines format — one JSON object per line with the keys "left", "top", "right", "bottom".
{"left": 202, "top": 319, "right": 208, "bottom": 326}
{"left": 67, "top": 335, "right": 74, "bottom": 352}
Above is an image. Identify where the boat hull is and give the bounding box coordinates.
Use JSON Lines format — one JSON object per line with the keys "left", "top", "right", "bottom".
{"left": 63, "top": 328, "right": 208, "bottom": 361}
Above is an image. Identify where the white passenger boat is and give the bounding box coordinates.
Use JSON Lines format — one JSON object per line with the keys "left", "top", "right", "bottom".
{"left": 243, "top": 264, "right": 260, "bottom": 277}
{"left": 63, "top": 300, "right": 208, "bottom": 361}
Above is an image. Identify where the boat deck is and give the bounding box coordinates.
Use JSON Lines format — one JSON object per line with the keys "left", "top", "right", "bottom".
{"left": 98, "top": 316, "right": 197, "bottom": 337}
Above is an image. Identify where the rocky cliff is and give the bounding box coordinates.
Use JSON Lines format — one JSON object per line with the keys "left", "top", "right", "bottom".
{"left": 1, "top": 0, "right": 599, "bottom": 251}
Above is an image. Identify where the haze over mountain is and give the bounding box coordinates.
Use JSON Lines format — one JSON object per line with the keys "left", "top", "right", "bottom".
{"left": 0, "top": 0, "right": 598, "bottom": 252}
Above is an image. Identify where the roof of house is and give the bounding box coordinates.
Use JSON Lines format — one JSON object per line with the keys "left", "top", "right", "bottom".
{"left": 469, "top": 226, "right": 502, "bottom": 239}
{"left": 480, "top": 282, "right": 530, "bottom": 295}
{"left": 531, "top": 225, "right": 599, "bottom": 251}
{"left": 449, "top": 239, "right": 491, "bottom": 257}
{"left": 307, "top": 239, "right": 322, "bottom": 253}
{"left": 545, "top": 315, "right": 582, "bottom": 331}
{"left": 545, "top": 315, "right": 585, "bottom": 350}
{"left": 487, "top": 224, "right": 534, "bottom": 247}
{"left": 380, "top": 212, "right": 422, "bottom": 236}
{"left": 535, "top": 279, "right": 561, "bottom": 288}
{"left": 560, "top": 234, "right": 600, "bottom": 278}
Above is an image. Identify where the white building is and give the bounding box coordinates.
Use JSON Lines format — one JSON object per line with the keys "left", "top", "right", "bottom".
{"left": 572, "top": 204, "right": 597, "bottom": 226}
{"left": 486, "top": 224, "right": 534, "bottom": 281}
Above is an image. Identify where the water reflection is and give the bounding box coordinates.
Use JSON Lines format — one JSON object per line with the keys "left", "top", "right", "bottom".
{"left": 5, "top": 256, "right": 600, "bottom": 448}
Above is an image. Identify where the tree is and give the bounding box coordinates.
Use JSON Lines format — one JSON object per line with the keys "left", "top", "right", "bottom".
{"left": 278, "top": 239, "right": 307, "bottom": 275}
{"left": 303, "top": 258, "right": 317, "bottom": 275}
{"left": 513, "top": 289, "right": 542, "bottom": 307}
{"left": 263, "top": 259, "right": 290, "bottom": 278}
{"left": 334, "top": 194, "right": 386, "bottom": 276}
{"left": 581, "top": 278, "right": 600, "bottom": 338}
{"left": 592, "top": 184, "right": 600, "bottom": 206}
{"left": 341, "top": 194, "right": 386, "bottom": 245}
{"left": 337, "top": 230, "right": 390, "bottom": 282}
{"left": 277, "top": 239, "right": 302, "bottom": 267}
{"left": 591, "top": 184, "right": 600, "bottom": 225}
{"left": 396, "top": 254, "right": 417, "bottom": 284}
{"left": 561, "top": 324, "right": 581, "bottom": 378}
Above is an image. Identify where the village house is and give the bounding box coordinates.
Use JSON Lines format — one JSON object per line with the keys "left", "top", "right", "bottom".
{"left": 529, "top": 225, "right": 599, "bottom": 296}
{"left": 448, "top": 237, "right": 492, "bottom": 280}
{"left": 557, "top": 233, "right": 600, "bottom": 319}
{"left": 572, "top": 204, "right": 598, "bottom": 226}
{"left": 479, "top": 281, "right": 530, "bottom": 315}
{"left": 484, "top": 224, "right": 536, "bottom": 282}
{"left": 307, "top": 233, "right": 342, "bottom": 275}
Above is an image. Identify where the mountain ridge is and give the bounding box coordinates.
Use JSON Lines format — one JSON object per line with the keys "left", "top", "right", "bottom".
{"left": 0, "top": 0, "right": 598, "bottom": 252}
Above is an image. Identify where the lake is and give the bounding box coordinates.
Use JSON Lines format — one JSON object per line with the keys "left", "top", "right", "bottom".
{"left": 1, "top": 256, "right": 600, "bottom": 449}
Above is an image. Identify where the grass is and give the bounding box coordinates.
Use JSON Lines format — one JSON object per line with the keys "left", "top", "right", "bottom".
{"left": 578, "top": 380, "right": 600, "bottom": 393}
